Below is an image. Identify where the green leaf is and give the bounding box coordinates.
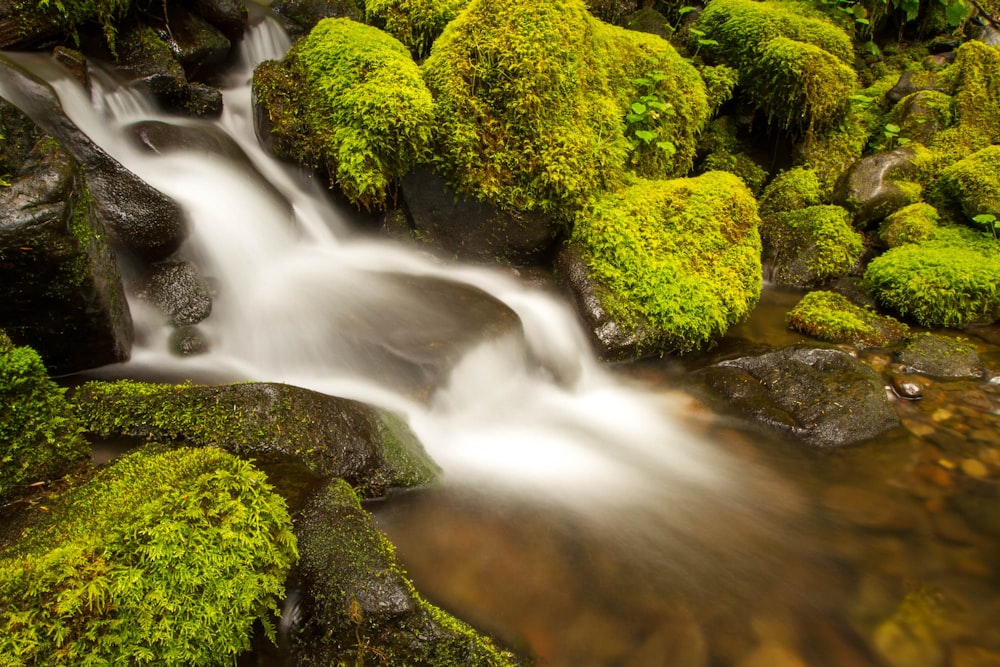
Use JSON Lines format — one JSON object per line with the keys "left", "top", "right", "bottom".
{"left": 945, "top": 0, "right": 971, "bottom": 25}
{"left": 884, "top": 123, "right": 901, "bottom": 134}
{"left": 631, "top": 102, "right": 647, "bottom": 115}
{"left": 634, "top": 129, "right": 656, "bottom": 144}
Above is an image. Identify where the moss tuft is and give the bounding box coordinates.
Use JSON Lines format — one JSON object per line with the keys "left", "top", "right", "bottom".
{"left": 0, "top": 447, "right": 297, "bottom": 665}
{"left": 786, "top": 290, "right": 908, "bottom": 347}
{"left": 365, "top": 0, "right": 468, "bottom": 59}
{"left": 765, "top": 205, "right": 864, "bottom": 286}
{"left": 934, "top": 144, "right": 1000, "bottom": 222}
{"left": 879, "top": 202, "right": 940, "bottom": 247}
{"left": 572, "top": 171, "right": 762, "bottom": 353}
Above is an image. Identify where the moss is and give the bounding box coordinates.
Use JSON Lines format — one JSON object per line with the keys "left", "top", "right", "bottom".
{"left": 0, "top": 332, "right": 89, "bottom": 503}
{"left": 696, "top": 119, "right": 768, "bottom": 194}
{"left": 572, "top": 171, "right": 762, "bottom": 353}
{"left": 8, "top": 0, "right": 131, "bottom": 48}
{"left": 884, "top": 90, "right": 955, "bottom": 146}
{"left": 420, "top": 0, "right": 708, "bottom": 215}
{"left": 864, "top": 226, "right": 1000, "bottom": 327}
{"left": 253, "top": 18, "right": 435, "bottom": 210}
{"left": 934, "top": 144, "right": 1000, "bottom": 222}
{"left": 894, "top": 332, "right": 983, "bottom": 378}
{"left": 765, "top": 204, "right": 864, "bottom": 286}
{"left": 879, "top": 202, "right": 940, "bottom": 247}
{"left": 786, "top": 290, "right": 908, "bottom": 347}
{"left": 365, "top": 0, "right": 468, "bottom": 59}
{"left": 0, "top": 447, "right": 297, "bottom": 666}
{"left": 938, "top": 40, "right": 1000, "bottom": 144}
{"left": 759, "top": 166, "right": 824, "bottom": 216}
{"left": 700, "top": 64, "right": 740, "bottom": 113}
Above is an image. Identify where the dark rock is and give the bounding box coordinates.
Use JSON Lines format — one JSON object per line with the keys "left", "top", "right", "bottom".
{"left": 291, "top": 479, "right": 520, "bottom": 666}
{"left": 888, "top": 372, "right": 927, "bottom": 399}
{"left": 0, "top": 137, "right": 133, "bottom": 374}
{"left": 890, "top": 90, "right": 954, "bottom": 146}
{"left": 271, "top": 0, "right": 364, "bottom": 38}
{"left": 623, "top": 7, "right": 672, "bottom": 39}
{"left": 52, "top": 46, "right": 88, "bottom": 87}
{"left": 967, "top": 20, "right": 1000, "bottom": 47}
{"left": 400, "top": 165, "right": 561, "bottom": 266}
{"left": 894, "top": 332, "right": 984, "bottom": 379}
{"left": 71, "top": 380, "right": 439, "bottom": 497}
{"left": 130, "top": 259, "right": 213, "bottom": 326}
{"left": 0, "top": 53, "right": 187, "bottom": 260}
{"left": 179, "top": 0, "right": 249, "bottom": 41}
{"left": 833, "top": 148, "right": 918, "bottom": 228}
{"left": 154, "top": 4, "right": 232, "bottom": 82}
{"left": 168, "top": 324, "right": 210, "bottom": 356}
{"left": 181, "top": 82, "right": 223, "bottom": 117}
{"left": 113, "top": 21, "right": 189, "bottom": 107}
{"left": 0, "top": 2, "right": 62, "bottom": 49}
{"left": 691, "top": 345, "right": 901, "bottom": 447}
{"left": 886, "top": 70, "right": 944, "bottom": 104}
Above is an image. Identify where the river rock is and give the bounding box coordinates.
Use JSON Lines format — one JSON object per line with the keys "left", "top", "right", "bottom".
{"left": 886, "top": 70, "right": 944, "bottom": 104}
{"left": 400, "top": 165, "right": 561, "bottom": 266}
{"left": 290, "top": 478, "right": 521, "bottom": 666}
{"left": 890, "top": 90, "right": 954, "bottom": 146}
{"left": 271, "top": 0, "right": 364, "bottom": 38}
{"left": 181, "top": 0, "right": 249, "bottom": 42}
{"left": 834, "top": 148, "right": 919, "bottom": 228}
{"left": 0, "top": 53, "right": 187, "bottom": 261}
{"left": 0, "top": 133, "right": 133, "bottom": 374}
{"left": 894, "top": 333, "right": 984, "bottom": 379}
{"left": 692, "top": 345, "right": 901, "bottom": 447}
{"left": 71, "top": 380, "right": 439, "bottom": 497}
{"left": 154, "top": 4, "right": 232, "bottom": 82}
{"left": 130, "top": 259, "right": 213, "bottom": 326}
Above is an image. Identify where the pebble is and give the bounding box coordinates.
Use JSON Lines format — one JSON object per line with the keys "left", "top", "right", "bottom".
{"left": 980, "top": 448, "right": 1000, "bottom": 466}
{"left": 961, "top": 459, "right": 989, "bottom": 479}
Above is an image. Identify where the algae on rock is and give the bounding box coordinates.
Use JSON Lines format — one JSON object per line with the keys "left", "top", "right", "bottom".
{"left": 787, "top": 290, "right": 909, "bottom": 347}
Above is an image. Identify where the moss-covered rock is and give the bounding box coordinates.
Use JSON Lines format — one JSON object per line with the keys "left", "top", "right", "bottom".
{"left": 0, "top": 0, "right": 131, "bottom": 49}
{"left": 864, "top": 226, "right": 1000, "bottom": 327}
{"left": 759, "top": 166, "right": 824, "bottom": 214}
{"left": 291, "top": 479, "right": 519, "bottom": 666}
{"left": 365, "top": 0, "right": 468, "bottom": 59}
{"left": 934, "top": 144, "right": 1000, "bottom": 222}
{"left": 567, "top": 171, "right": 762, "bottom": 357}
{"left": 0, "top": 447, "right": 297, "bottom": 666}
{"left": 420, "top": 0, "right": 709, "bottom": 214}
{"left": 71, "top": 380, "right": 438, "bottom": 497}
{"left": 696, "top": 118, "right": 768, "bottom": 194}
{"left": 786, "top": 290, "right": 909, "bottom": 347}
{"left": 879, "top": 202, "right": 940, "bottom": 247}
{"left": 695, "top": 0, "right": 857, "bottom": 137}
{"left": 764, "top": 204, "right": 864, "bottom": 287}
{"left": 253, "top": 18, "right": 435, "bottom": 210}
{"left": 0, "top": 332, "right": 89, "bottom": 503}
{"left": 893, "top": 332, "right": 984, "bottom": 379}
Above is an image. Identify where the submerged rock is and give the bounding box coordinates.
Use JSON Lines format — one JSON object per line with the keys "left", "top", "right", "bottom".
{"left": 130, "top": 259, "right": 213, "bottom": 327}
{"left": 693, "top": 345, "right": 900, "bottom": 447}
{"left": 894, "top": 333, "right": 984, "bottom": 379}
{"left": 71, "top": 380, "right": 439, "bottom": 497}
{"left": 291, "top": 479, "right": 521, "bottom": 666}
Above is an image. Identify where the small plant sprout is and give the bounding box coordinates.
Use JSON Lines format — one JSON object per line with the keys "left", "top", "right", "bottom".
{"left": 973, "top": 213, "right": 998, "bottom": 239}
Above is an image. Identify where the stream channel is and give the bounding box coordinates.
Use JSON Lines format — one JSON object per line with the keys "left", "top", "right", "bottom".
{"left": 6, "top": 7, "right": 1000, "bottom": 667}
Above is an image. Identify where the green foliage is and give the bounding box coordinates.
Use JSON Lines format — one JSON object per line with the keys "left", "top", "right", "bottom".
{"left": 420, "top": 0, "right": 708, "bottom": 214}
{"left": 934, "top": 144, "right": 1000, "bottom": 223}
{"left": 13, "top": 0, "right": 131, "bottom": 48}
{"left": 766, "top": 204, "right": 865, "bottom": 285}
{"left": 572, "top": 171, "right": 762, "bottom": 353}
{"left": 786, "top": 290, "right": 908, "bottom": 347}
{"left": 253, "top": 18, "right": 434, "bottom": 210}
{"left": 0, "top": 332, "right": 88, "bottom": 502}
{"left": 0, "top": 447, "right": 298, "bottom": 666}
{"left": 879, "top": 202, "right": 940, "bottom": 247}
{"left": 865, "top": 226, "right": 1000, "bottom": 327}
{"left": 759, "top": 167, "right": 825, "bottom": 217}
{"left": 696, "top": 119, "right": 768, "bottom": 194}
{"left": 364, "top": 0, "right": 469, "bottom": 60}
{"left": 700, "top": 64, "right": 740, "bottom": 113}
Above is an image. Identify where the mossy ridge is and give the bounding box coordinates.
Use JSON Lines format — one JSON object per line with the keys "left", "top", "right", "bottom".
{"left": 365, "top": 0, "right": 469, "bottom": 59}
{"left": 253, "top": 18, "right": 434, "bottom": 210}
{"left": 864, "top": 226, "right": 1000, "bottom": 327}
{"left": 421, "top": 0, "right": 708, "bottom": 215}
{"left": 787, "top": 289, "right": 909, "bottom": 347}
{"left": 0, "top": 447, "right": 297, "bottom": 666}
{"left": 0, "top": 331, "right": 89, "bottom": 503}
{"left": 572, "top": 171, "right": 762, "bottom": 353}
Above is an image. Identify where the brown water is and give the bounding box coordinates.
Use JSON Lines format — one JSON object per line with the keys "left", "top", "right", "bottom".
{"left": 372, "top": 287, "right": 1000, "bottom": 667}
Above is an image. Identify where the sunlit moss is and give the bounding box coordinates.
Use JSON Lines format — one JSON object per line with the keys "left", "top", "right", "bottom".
{"left": 364, "top": 0, "right": 468, "bottom": 59}
{"left": 766, "top": 205, "right": 864, "bottom": 286}
{"left": 934, "top": 144, "right": 1000, "bottom": 221}
{"left": 786, "top": 290, "right": 908, "bottom": 347}
{"left": 879, "top": 202, "right": 940, "bottom": 247}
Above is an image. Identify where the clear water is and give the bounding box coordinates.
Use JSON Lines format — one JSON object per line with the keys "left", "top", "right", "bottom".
{"left": 5, "top": 12, "right": 1000, "bottom": 667}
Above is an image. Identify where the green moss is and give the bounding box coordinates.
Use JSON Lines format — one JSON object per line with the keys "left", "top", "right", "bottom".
{"left": 759, "top": 166, "right": 824, "bottom": 216}
{"left": 0, "top": 332, "right": 89, "bottom": 503}
{"left": 865, "top": 227, "right": 1000, "bottom": 327}
{"left": 934, "top": 144, "right": 1000, "bottom": 222}
{"left": 420, "top": 0, "right": 708, "bottom": 215}
{"left": 879, "top": 202, "right": 940, "bottom": 247}
{"left": 696, "top": 119, "right": 768, "bottom": 194}
{"left": 572, "top": 171, "right": 762, "bottom": 353}
{"left": 365, "top": 0, "right": 468, "bottom": 59}
{"left": 9, "top": 0, "right": 131, "bottom": 48}
{"left": 766, "top": 205, "right": 864, "bottom": 286}
{"left": 253, "top": 18, "right": 435, "bottom": 210}
{"left": 786, "top": 290, "right": 908, "bottom": 347}
{"left": 0, "top": 447, "right": 297, "bottom": 666}
{"left": 700, "top": 64, "right": 740, "bottom": 113}
{"left": 939, "top": 40, "right": 1000, "bottom": 143}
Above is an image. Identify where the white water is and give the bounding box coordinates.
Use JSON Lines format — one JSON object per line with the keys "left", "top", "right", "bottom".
{"left": 4, "top": 18, "right": 779, "bottom": 528}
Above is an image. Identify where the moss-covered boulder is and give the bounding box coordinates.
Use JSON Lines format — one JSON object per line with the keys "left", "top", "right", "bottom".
{"left": 764, "top": 204, "right": 864, "bottom": 287}
{"left": 421, "top": 0, "right": 709, "bottom": 214}
{"left": 695, "top": 0, "right": 857, "bottom": 137}
{"left": 833, "top": 148, "right": 922, "bottom": 228}
{"left": 563, "top": 171, "right": 761, "bottom": 359}
{"left": 291, "top": 478, "right": 519, "bottom": 666}
{"left": 0, "top": 447, "right": 297, "bottom": 666}
{"left": 253, "top": 18, "right": 435, "bottom": 210}
{"left": 71, "top": 380, "right": 438, "bottom": 497}
{"left": 365, "top": 0, "right": 468, "bottom": 59}
{"left": 893, "top": 332, "right": 984, "bottom": 379}
{"left": 786, "top": 290, "right": 909, "bottom": 348}
{"left": 271, "top": 0, "right": 364, "bottom": 38}
{"left": 879, "top": 202, "right": 940, "bottom": 247}
{"left": 934, "top": 144, "right": 1000, "bottom": 222}
{"left": 0, "top": 332, "right": 89, "bottom": 503}
{"left": 865, "top": 226, "right": 1000, "bottom": 327}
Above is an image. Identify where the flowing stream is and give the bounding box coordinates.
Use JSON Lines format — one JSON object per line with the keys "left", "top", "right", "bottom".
{"left": 7, "top": 10, "right": 1000, "bottom": 667}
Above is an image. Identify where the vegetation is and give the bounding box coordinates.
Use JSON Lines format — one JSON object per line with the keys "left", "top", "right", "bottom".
{"left": 0, "top": 331, "right": 89, "bottom": 502}
{"left": 879, "top": 202, "right": 940, "bottom": 247}
{"left": 787, "top": 290, "right": 908, "bottom": 347}
{"left": 765, "top": 205, "right": 864, "bottom": 286}
{"left": 252, "top": 18, "right": 435, "bottom": 210}
{"left": 572, "top": 171, "right": 762, "bottom": 353}
{"left": 365, "top": 0, "right": 469, "bottom": 59}
{"left": 865, "top": 226, "right": 1000, "bottom": 327}
{"left": 0, "top": 447, "right": 297, "bottom": 666}
{"left": 934, "top": 144, "right": 1000, "bottom": 222}
{"left": 8, "top": 0, "right": 131, "bottom": 48}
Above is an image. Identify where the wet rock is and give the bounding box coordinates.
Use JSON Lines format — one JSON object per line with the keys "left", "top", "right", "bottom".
{"left": 181, "top": 81, "right": 223, "bottom": 117}
{"left": 871, "top": 588, "right": 945, "bottom": 667}
{"left": 0, "top": 135, "right": 133, "bottom": 374}
{"left": 71, "top": 380, "right": 439, "bottom": 497}
{"left": 889, "top": 91, "right": 954, "bottom": 146}
{"left": 114, "top": 21, "right": 190, "bottom": 106}
{"left": 291, "top": 479, "right": 521, "bottom": 666}
{"left": 154, "top": 4, "right": 232, "bottom": 82}
{"left": 181, "top": 0, "right": 249, "bottom": 42}
{"left": 834, "top": 148, "right": 919, "bottom": 228}
{"left": 168, "top": 324, "right": 210, "bottom": 356}
{"left": 692, "top": 345, "right": 901, "bottom": 447}
{"left": 889, "top": 372, "right": 930, "bottom": 399}
{"left": 895, "top": 333, "right": 984, "bottom": 379}
{"left": 52, "top": 46, "right": 88, "bottom": 87}
{"left": 886, "top": 70, "right": 944, "bottom": 104}
{"left": 0, "top": 53, "right": 187, "bottom": 260}
{"left": 400, "top": 165, "right": 561, "bottom": 266}
{"left": 130, "top": 259, "right": 213, "bottom": 326}
{"left": 271, "top": 0, "right": 364, "bottom": 38}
